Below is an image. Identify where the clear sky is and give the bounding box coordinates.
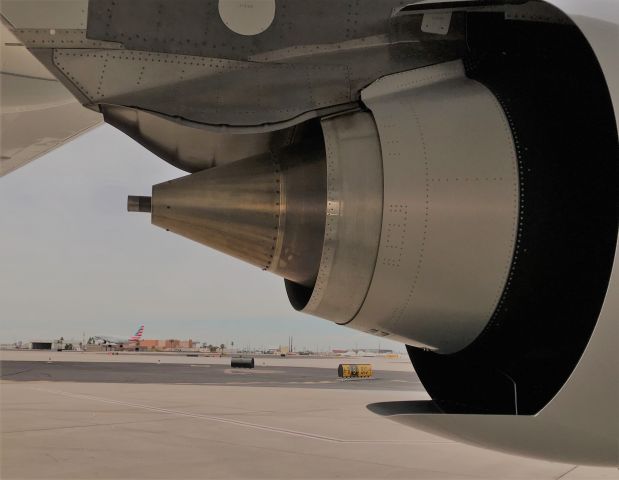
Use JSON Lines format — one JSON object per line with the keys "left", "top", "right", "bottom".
{"left": 0, "top": 125, "right": 404, "bottom": 353}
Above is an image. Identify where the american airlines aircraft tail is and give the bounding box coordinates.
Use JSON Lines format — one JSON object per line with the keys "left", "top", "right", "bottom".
{"left": 129, "top": 325, "right": 145, "bottom": 342}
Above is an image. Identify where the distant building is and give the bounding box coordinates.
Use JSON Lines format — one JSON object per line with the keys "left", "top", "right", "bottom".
{"left": 137, "top": 339, "right": 196, "bottom": 351}
{"left": 363, "top": 348, "right": 394, "bottom": 354}
{"left": 84, "top": 343, "right": 106, "bottom": 352}
{"left": 30, "top": 341, "right": 53, "bottom": 350}
{"left": 138, "top": 339, "right": 159, "bottom": 349}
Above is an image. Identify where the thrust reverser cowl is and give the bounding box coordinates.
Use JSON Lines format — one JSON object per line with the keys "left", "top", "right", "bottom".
{"left": 150, "top": 141, "right": 327, "bottom": 287}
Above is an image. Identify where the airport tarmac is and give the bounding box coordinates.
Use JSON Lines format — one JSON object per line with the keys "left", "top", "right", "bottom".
{"left": 0, "top": 350, "right": 415, "bottom": 371}
{"left": 0, "top": 360, "right": 423, "bottom": 391}
{"left": 1, "top": 352, "right": 618, "bottom": 479}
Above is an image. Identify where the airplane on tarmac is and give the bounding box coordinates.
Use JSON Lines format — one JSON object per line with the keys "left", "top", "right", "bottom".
{"left": 92, "top": 325, "right": 144, "bottom": 348}
{"left": 1, "top": 0, "right": 617, "bottom": 467}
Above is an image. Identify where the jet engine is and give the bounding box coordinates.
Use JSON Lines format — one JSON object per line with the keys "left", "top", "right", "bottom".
{"left": 127, "top": 7, "right": 618, "bottom": 464}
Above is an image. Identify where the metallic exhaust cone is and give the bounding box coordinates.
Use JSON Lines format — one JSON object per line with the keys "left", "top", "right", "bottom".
{"left": 150, "top": 141, "right": 327, "bottom": 287}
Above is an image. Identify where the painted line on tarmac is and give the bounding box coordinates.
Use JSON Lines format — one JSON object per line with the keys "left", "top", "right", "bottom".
{"left": 28, "top": 386, "right": 450, "bottom": 445}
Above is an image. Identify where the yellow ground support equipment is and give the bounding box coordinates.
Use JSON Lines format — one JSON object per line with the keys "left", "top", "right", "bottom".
{"left": 338, "top": 363, "right": 373, "bottom": 378}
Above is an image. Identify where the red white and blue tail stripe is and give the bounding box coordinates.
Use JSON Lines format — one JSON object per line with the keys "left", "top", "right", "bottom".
{"left": 129, "top": 325, "right": 144, "bottom": 341}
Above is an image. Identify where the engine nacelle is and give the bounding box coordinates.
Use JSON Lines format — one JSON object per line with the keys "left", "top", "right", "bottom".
{"left": 289, "top": 61, "right": 518, "bottom": 356}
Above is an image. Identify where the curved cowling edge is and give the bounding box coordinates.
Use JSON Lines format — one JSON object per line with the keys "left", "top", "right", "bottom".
{"left": 378, "top": 4, "right": 618, "bottom": 466}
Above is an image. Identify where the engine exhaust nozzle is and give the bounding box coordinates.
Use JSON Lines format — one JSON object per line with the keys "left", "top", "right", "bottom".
{"left": 149, "top": 141, "right": 327, "bottom": 287}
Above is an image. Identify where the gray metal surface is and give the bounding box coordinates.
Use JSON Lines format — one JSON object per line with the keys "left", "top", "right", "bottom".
{"left": 10, "top": 28, "right": 122, "bottom": 49}
{"left": 351, "top": 60, "right": 519, "bottom": 353}
{"left": 18, "top": 21, "right": 465, "bottom": 131}
{"left": 274, "top": 142, "right": 328, "bottom": 286}
{"left": 0, "top": 20, "right": 103, "bottom": 176}
{"left": 218, "top": 0, "right": 276, "bottom": 36}
{"left": 0, "top": 78, "right": 101, "bottom": 176}
{"left": 150, "top": 139, "right": 327, "bottom": 287}
{"left": 50, "top": 48, "right": 353, "bottom": 127}
{"left": 101, "top": 105, "right": 288, "bottom": 172}
{"left": 85, "top": 0, "right": 421, "bottom": 60}
{"left": 1, "top": 0, "right": 88, "bottom": 29}
{"left": 3, "top": 0, "right": 469, "bottom": 174}
{"left": 295, "top": 112, "right": 383, "bottom": 323}
{"left": 127, "top": 195, "right": 151, "bottom": 213}
{"left": 5, "top": 2, "right": 466, "bottom": 135}
{"left": 2, "top": 1, "right": 581, "bottom": 177}
{"left": 370, "top": 236, "right": 619, "bottom": 466}
{"left": 151, "top": 153, "right": 284, "bottom": 273}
